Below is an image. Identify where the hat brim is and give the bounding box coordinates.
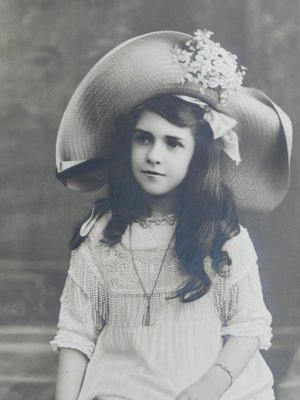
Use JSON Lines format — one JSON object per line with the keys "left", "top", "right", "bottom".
{"left": 56, "top": 31, "right": 292, "bottom": 212}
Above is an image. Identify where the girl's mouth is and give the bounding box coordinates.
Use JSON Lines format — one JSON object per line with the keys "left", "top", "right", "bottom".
{"left": 141, "top": 170, "right": 165, "bottom": 176}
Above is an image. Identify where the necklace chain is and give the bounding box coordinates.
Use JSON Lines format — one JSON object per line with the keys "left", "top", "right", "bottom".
{"left": 129, "top": 225, "right": 175, "bottom": 326}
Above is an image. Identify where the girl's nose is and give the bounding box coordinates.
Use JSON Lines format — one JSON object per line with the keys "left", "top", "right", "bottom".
{"left": 146, "top": 143, "right": 163, "bottom": 165}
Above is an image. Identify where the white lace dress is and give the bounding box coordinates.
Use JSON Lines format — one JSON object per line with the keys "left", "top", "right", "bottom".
{"left": 50, "top": 212, "right": 275, "bottom": 400}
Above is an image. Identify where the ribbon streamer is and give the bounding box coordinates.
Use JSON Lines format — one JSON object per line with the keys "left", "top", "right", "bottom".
{"left": 80, "top": 205, "right": 99, "bottom": 237}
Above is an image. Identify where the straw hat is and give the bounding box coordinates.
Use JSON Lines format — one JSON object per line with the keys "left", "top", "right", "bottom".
{"left": 56, "top": 30, "right": 292, "bottom": 212}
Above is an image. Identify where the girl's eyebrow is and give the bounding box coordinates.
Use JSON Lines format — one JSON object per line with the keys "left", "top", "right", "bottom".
{"left": 134, "top": 129, "right": 152, "bottom": 135}
{"left": 134, "top": 129, "right": 186, "bottom": 142}
{"left": 165, "top": 135, "right": 185, "bottom": 142}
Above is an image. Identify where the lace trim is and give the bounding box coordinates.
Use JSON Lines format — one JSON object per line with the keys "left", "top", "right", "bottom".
{"left": 55, "top": 217, "right": 272, "bottom": 349}
{"left": 50, "top": 329, "right": 96, "bottom": 359}
{"left": 107, "top": 291, "right": 218, "bottom": 327}
{"left": 206, "top": 226, "right": 261, "bottom": 323}
{"left": 83, "top": 229, "right": 185, "bottom": 292}
{"left": 66, "top": 250, "right": 108, "bottom": 330}
{"left": 217, "top": 264, "right": 273, "bottom": 350}
{"left": 136, "top": 213, "right": 177, "bottom": 228}
{"left": 221, "top": 323, "right": 273, "bottom": 351}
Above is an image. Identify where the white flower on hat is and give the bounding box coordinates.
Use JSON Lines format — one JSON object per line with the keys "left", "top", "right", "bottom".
{"left": 208, "top": 77, "right": 220, "bottom": 88}
{"left": 173, "top": 29, "right": 247, "bottom": 102}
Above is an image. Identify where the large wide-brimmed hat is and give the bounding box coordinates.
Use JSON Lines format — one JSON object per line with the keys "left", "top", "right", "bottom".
{"left": 56, "top": 30, "right": 292, "bottom": 212}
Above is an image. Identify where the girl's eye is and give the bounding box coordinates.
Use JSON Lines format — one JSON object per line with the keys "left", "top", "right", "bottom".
{"left": 166, "top": 139, "right": 183, "bottom": 149}
{"left": 134, "top": 132, "right": 151, "bottom": 144}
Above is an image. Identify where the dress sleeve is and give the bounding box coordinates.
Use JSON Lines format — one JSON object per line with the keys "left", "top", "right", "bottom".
{"left": 215, "top": 227, "right": 273, "bottom": 350}
{"left": 50, "top": 217, "right": 109, "bottom": 359}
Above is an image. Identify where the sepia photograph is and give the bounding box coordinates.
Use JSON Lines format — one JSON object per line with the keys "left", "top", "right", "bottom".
{"left": 0, "top": 1, "right": 299, "bottom": 399}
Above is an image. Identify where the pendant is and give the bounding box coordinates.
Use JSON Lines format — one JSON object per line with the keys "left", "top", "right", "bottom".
{"left": 143, "top": 302, "right": 151, "bottom": 326}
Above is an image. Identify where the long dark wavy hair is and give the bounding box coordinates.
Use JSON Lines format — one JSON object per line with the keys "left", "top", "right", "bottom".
{"left": 71, "top": 95, "right": 240, "bottom": 302}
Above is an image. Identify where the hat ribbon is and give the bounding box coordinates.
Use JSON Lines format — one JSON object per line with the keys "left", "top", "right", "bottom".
{"left": 176, "top": 95, "right": 241, "bottom": 165}
{"left": 57, "top": 160, "right": 87, "bottom": 173}
{"left": 79, "top": 205, "right": 99, "bottom": 237}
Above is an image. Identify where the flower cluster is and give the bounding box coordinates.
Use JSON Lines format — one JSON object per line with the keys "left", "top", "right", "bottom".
{"left": 172, "top": 29, "right": 247, "bottom": 102}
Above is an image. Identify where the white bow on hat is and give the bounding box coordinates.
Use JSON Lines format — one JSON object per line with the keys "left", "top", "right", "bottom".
{"left": 176, "top": 95, "right": 241, "bottom": 165}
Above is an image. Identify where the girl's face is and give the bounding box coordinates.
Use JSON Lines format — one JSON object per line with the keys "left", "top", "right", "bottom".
{"left": 131, "top": 110, "right": 195, "bottom": 197}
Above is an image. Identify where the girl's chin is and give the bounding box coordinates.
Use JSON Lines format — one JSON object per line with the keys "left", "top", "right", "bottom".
{"left": 143, "top": 191, "right": 171, "bottom": 198}
{"left": 142, "top": 187, "right": 179, "bottom": 199}
{"left": 138, "top": 184, "right": 173, "bottom": 197}
{"left": 134, "top": 177, "right": 182, "bottom": 199}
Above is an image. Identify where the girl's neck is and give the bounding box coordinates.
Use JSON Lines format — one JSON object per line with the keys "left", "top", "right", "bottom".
{"left": 145, "top": 194, "right": 178, "bottom": 218}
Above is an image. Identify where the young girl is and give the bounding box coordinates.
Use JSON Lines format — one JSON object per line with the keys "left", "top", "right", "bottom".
{"left": 51, "top": 30, "right": 292, "bottom": 400}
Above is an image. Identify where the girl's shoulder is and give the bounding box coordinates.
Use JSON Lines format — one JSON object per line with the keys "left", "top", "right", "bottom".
{"left": 219, "top": 225, "right": 258, "bottom": 284}
{"left": 69, "top": 205, "right": 112, "bottom": 250}
{"left": 222, "top": 225, "right": 257, "bottom": 261}
{"left": 80, "top": 208, "right": 111, "bottom": 240}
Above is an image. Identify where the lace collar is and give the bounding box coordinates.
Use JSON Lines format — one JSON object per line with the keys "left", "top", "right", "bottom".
{"left": 136, "top": 213, "right": 177, "bottom": 229}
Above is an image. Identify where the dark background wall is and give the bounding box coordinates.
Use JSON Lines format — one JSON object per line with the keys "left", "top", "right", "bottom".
{"left": 0, "top": 0, "right": 299, "bottom": 398}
